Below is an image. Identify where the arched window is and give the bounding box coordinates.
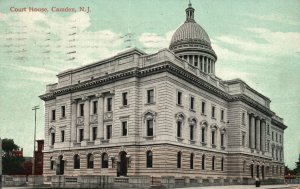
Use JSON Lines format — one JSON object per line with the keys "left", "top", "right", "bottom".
{"left": 221, "top": 157, "right": 224, "bottom": 171}
{"left": 102, "top": 153, "right": 109, "bottom": 168}
{"left": 212, "top": 156, "right": 215, "bottom": 170}
{"left": 177, "top": 152, "right": 181, "bottom": 168}
{"left": 74, "top": 154, "right": 80, "bottom": 169}
{"left": 87, "top": 153, "right": 94, "bottom": 169}
{"left": 50, "top": 156, "right": 54, "bottom": 170}
{"left": 190, "top": 153, "right": 194, "bottom": 169}
{"left": 202, "top": 154, "right": 205, "bottom": 170}
{"left": 146, "top": 151, "right": 153, "bottom": 168}
{"left": 200, "top": 122, "right": 208, "bottom": 144}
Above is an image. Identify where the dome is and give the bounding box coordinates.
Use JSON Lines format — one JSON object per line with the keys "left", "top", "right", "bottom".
{"left": 170, "top": 22, "right": 211, "bottom": 48}
{"left": 169, "top": 2, "right": 216, "bottom": 59}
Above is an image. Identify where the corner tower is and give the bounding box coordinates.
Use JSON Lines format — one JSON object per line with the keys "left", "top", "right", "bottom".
{"left": 169, "top": 2, "right": 217, "bottom": 75}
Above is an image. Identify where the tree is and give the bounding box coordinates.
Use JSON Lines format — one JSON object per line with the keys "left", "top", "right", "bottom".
{"left": 295, "top": 153, "right": 300, "bottom": 175}
{"left": 1, "top": 138, "right": 25, "bottom": 175}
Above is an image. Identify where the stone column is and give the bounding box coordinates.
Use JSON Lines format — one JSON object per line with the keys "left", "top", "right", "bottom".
{"left": 250, "top": 114, "right": 255, "bottom": 149}
{"left": 98, "top": 94, "right": 104, "bottom": 140}
{"left": 201, "top": 56, "right": 204, "bottom": 71}
{"left": 198, "top": 56, "right": 200, "bottom": 69}
{"left": 256, "top": 118, "right": 261, "bottom": 151}
{"left": 261, "top": 120, "right": 266, "bottom": 152}
{"left": 83, "top": 97, "right": 90, "bottom": 142}
{"left": 206, "top": 58, "right": 208, "bottom": 73}
{"left": 71, "top": 100, "right": 77, "bottom": 144}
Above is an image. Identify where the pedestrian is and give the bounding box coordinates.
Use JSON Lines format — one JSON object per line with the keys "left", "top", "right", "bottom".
{"left": 255, "top": 177, "right": 261, "bottom": 187}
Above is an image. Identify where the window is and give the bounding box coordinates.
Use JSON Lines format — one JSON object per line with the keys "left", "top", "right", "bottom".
{"left": 276, "top": 133, "right": 278, "bottom": 142}
{"left": 177, "top": 91, "right": 182, "bottom": 105}
{"left": 201, "top": 155, "right": 205, "bottom": 170}
{"left": 212, "top": 156, "right": 215, "bottom": 170}
{"left": 147, "top": 119, "right": 153, "bottom": 136}
{"left": 201, "top": 127, "right": 205, "bottom": 143}
{"left": 147, "top": 89, "right": 154, "bottom": 104}
{"left": 122, "top": 92, "right": 128, "bottom": 106}
{"left": 267, "top": 140, "right": 270, "bottom": 152}
{"left": 190, "top": 96, "right": 194, "bottom": 110}
{"left": 102, "top": 153, "right": 109, "bottom": 168}
{"left": 177, "top": 152, "right": 181, "bottom": 168}
{"left": 212, "top": 106, "right": 215, "bottom": 118}
{"left": 177, "top": 121, "right": 182, "bottom": 138}
{"left": 201, "top": 101, "right": 205, "bottom": 114}
{"left": 61, "top": 106, "right": 65, "bottom": 118}
{"left": 107, "top": 98, "right": 112, "bottom": 111}
{"left": 107, "top": 125, "right": 112, "bottom": 139}
{"left": 80, "top": 104, "right": 84, "bottom": 116}
{"left": 50, "top": 157, "right": 54, "bottom": 170}
{"left": 221, "top": 110, "right": 224, "bottom": 121}
{"left": 146, "top": 151, "right": 153, "bottom": 168}
{"left": 221, "top": 157, "right": 224, "bottom": 171}
{"left": 194, "top": 55, "right": 198, "bottom": 67}
{"left": 267, "top": 125, "right": 270, "bottom": 135}
{"left": 51, "top": 110, "right": 56, "bottom": 121}
{"left": 242, "top": 112, "right": 245, "bottom": 124}
{"left": 190, "top": 153, "right": 194, "bottom": 169}
{"left": 221, "top": 133, "right": 225, "bottom": 147}
{"left": 74, "top": 154, "right": 80, "bottom": 169}
{"left": 93, "top": 101, "right": 98, "bottom": 114}
{"left": 122, "top": 121, "right": 127, "bottom": 136}
{"left": 92, "top": 127, "right": 97, "bottom": 141}
{"left": 51, "top": 133, "right": 55, "bottom": 145}
{"left": 61, "top": 130, "right": 65, "bottom": 142}
{"left": 79, "top": 129, "right": 84, "bottom": 142}
{"left": 190, "top": 125, "right": 194, "bottom": 140}
{"left": 272, "top": 131, "right": 274, "bottom": 141}
{"left": 211, "top": 130, "right": 215, "bottom": 145}
{"left": 279, "top": 135, "right": 282, "bottom": 143}
{"left": 251, "top": 164, "right": 254, "bottom": 178}
{"left": 87, "top": 154, "right": 94, "bottom": 169}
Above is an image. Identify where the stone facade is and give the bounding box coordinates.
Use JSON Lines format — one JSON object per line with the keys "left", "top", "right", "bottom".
{"left": 40, "top": 2, "right": 286, "bottom": 183}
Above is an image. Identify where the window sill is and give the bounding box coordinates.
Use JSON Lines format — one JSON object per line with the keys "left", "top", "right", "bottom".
{"left": 220, "top": 120, "right": 225, "bottom": 123}
{"left": 189, "top": 109, "right": 196, "bottom": 113}
{"left": 211, "top": 144, "right": 217, "bottom": 148}
{"left": 60, "top": 117, "right": 66, "bottom": 120}
{"left": 176, "top": 137, "right": 184, "bottom": 142}
{"left": 176, "top": 104, "right": 183, "bottom": 108}
{"left": 120, "top": 105, "right": 129, "bottom": 109}
{"left": 189, "top": 140, "right": 196, "bottom": 144}
{"left": 201, "top": 142, "right": 207, "bottom": 146}
{"left": 145, "top": 102, "right": 155, "bottom": 106}
{"left": 50, "top": 120, "right": 56, "bottom": 123}
{"left": 221, "top": 146, "right": 226, "bottom": 150}
{"left": 201, "top": 113, "right": 206, "bottom": 116}
{"left": 144, "top": 136, "right": 154, "bottom": 140}
{"left": 211, "top": 117, "right": 216, "bottom": 120}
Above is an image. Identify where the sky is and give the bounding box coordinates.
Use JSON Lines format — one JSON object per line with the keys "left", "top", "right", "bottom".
{"left": 0, "top": 0, "right": 299, "bottom": 169}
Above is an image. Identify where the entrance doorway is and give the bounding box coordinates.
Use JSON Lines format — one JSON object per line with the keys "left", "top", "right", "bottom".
{"left": 119, "top": 151, "right": 127, "bottom": 176}
{"left": 57, "top": 155, "right": 64, "bottom": 175}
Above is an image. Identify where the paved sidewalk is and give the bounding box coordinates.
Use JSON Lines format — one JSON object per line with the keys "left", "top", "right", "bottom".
{"left": 176, "top": 184, "right": 300, "bottom": 189}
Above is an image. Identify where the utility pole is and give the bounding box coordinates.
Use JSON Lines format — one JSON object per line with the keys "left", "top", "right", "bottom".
{"left": 32, "top": 105, "right": 39, "bottom": 175}
{"left": 0, "top": 137, "right": 2, "bottom": 189}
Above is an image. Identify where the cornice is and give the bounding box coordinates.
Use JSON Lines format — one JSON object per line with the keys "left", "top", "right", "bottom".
{"left": 271, "top": 118, "right": 287, "bottom": 130}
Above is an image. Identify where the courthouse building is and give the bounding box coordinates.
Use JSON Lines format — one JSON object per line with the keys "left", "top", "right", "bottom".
{"left": 40, "top": 3, "right": 286, "bottom": 180}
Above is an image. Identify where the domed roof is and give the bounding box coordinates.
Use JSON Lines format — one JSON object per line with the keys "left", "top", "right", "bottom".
{"left": 170, "top": 21, "right": 211, "bottom": 48}
{"left": 169, "top": 2, "right": 216, "bottom": 59}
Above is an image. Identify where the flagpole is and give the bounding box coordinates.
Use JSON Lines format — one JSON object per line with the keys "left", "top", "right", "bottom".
{"left": 32, "top": 105, "right": 39, "bottom": 176}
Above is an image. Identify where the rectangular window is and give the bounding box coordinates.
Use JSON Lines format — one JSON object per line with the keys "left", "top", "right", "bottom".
{"left": 122, "top": 121, "right": 127, "bottom": 136}
{"left": 201, "top": 128, "right": 205, "bottom": 143}
{"left": 272, "top": 132, "right": 274, "bottom": 141}
{"left": 107, "top": 98, "right": 112, "bottom": 111}
{"left": 61, "top": 130, "right": 65, "bottom": 142}
{"left": 147, "top": 89, "right": 154, "bottom": 104}
{"left": 276, "top": 133, "right": 278, "bottom": 142}
{"left": 122, "top": 92, "right": 128, "bottom": 106}
{"left": 190, "top": 125, "right": 194, "bottom": 140}
{"left": 79, "top": 129, "right": 84, "bottom": 142}
{"left": 212, "top": 106, "right": 215, "bottom": 118}
{"left": 190, "top": 96, "right": 194, "bottom": 110}
{"left": 212, "top": 131, "right": 215, "bottom": 145}
{"left": 80, "top": 104, "right": 84, "bottom": 116}
{"left": 221, "top": 133, "right": 225, "bottom": 147}
{"left": 177, "top": 121, "right": 182, "bottom": 138}
{"left": 61, "top": 106, "right": 65, "bottom": 118}
{"left": 51, "top": 133, "right": 55, "bottom": 145}
{"left": 147, "top": 119, "right": 153, "bottom": 136}
{"left": 242, "top": 134, "right": 245, "bottom": 147}
{"left": 242, "top": 112, "right": 245, "bottom": 124}
{"left": 279, "top": 135, "right": 282, "bottom": 143}
{"left": 93, "top": 101, "right": 98, "bottom": 114}
{"left": 221, "top": 110, "right": 224, "bottom": 121}
{"left": 107, "top": 125, "right": 112, "bottom": 139}
{"left": 267, "top": 125, "right": 270, "bottom": 135}
{"left": 92, "top": 127, "right": 97, "bottom": 141}
{"left": 177, "top": 91, "right": 182, "bottom": 105}
{"left": 201, "top": 101, "right": 205, "bottom": 114}
{"left": 51, "top": 110, "right": 56, "bottom": 121}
